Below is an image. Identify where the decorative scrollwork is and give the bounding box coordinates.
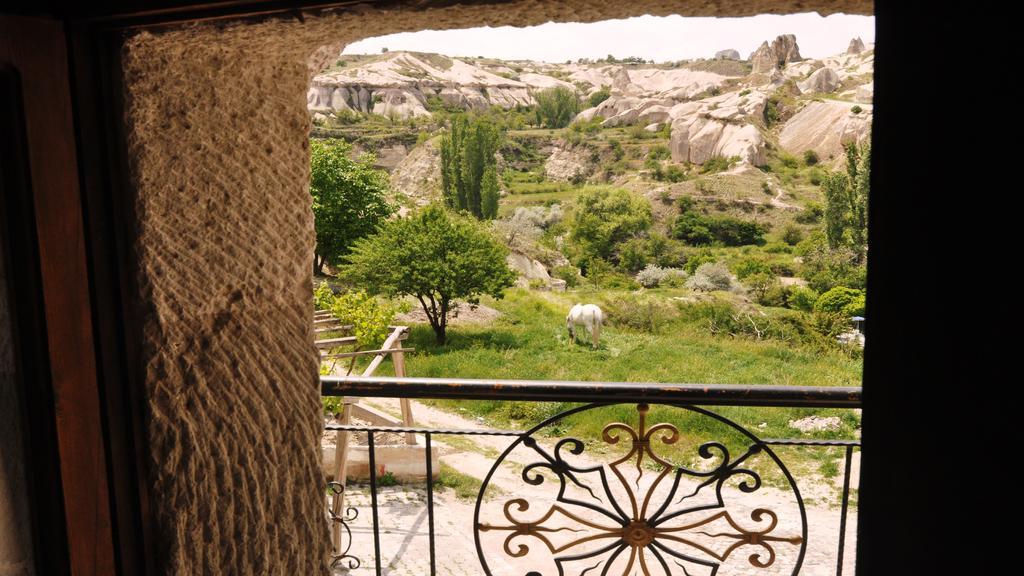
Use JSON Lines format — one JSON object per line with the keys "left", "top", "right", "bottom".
{"left": 475, "top": 403, "right": 806, "bottom": 575}
{"left": 327, "top": 482, "right": 361, "bottom": 570}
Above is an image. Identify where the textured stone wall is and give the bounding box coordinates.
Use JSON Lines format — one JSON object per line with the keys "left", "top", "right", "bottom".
{"left": 120, "top": 1, "right": 871, "bottom": 574}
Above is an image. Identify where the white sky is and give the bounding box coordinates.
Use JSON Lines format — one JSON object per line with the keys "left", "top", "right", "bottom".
{"left": 342, "top": 13, "right": 874, "bottom": 63}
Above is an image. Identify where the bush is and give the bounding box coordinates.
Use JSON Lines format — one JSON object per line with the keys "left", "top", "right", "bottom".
{"left": 567, "top": 188, "right": 652, "bottom": 266}
{"left": 700, "top": 156, "right": 737, "bottom": 174}
{"left": 587, "top": 86, "right": 611, "bottom": 108}
{"left": 330, "top": 290, "right": 396, "bottom": 349}
{"left": 782, "top": 224, "right": 804, "bottom": 246}
{"left": 807, "top": 168, "right": 825, "bottom": 186}
{"left": 685, "top": 262, "right": 735, "bottom": 292}
{"left": 551, "top": 265, "right": 582, "bottom": 288}
{"left": 535, "top": 87, "right": 580, "bottom": 128}
{"left": 649, "top": 145, "right": 670, "bottom": 160}
{"left": 850, "top": 105, "right": 863, "bottom": 114}
{"left": 675, "top": 211, "right": 768, "bottom": 246}
{"left": 814, "top": 287, "right": 865, "bottom": 316}
{"left": 683, "top": 249, "right": 716, "bottom": 274}
{"left": 603, "top": 294, "right": 675, "bottom": 333}
{"left": 803, "top": 150, "right": 819, "bottom": 165}
{"left": 733, "top": 257, "right": 772, "bottom": 279}
{"left": 314, "top": 281, "right": 335, "bottom": 310}
{"left": 795, "top": 202, "right": 824, "bottom": 224}
{"left": 608, "top": 138, "right": 625, "bottom": 161}
{"left": 787, "top": 286, "right": 819, "bottom": 312}
{"left": 636, "top": 264, "right": 688, "bottom": 288}
{"left": 743, "top": 271, "right": 778, "bottom": 303}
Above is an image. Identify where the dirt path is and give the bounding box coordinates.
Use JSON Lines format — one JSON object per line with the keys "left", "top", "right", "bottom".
{"left": 331, "top": 398, "right": 858, "bottom": 575}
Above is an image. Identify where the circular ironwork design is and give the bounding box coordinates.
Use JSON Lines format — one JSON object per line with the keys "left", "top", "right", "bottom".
{"left": 327, "top": 482, "right": 361, "bottom": 570}
{"left": 473, "top": 403, "right": 807, "bottom": 576}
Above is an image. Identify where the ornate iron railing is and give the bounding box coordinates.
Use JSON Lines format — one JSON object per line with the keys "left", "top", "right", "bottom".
{"left": 322, "top": 376, "right": 861, "bottom": 576}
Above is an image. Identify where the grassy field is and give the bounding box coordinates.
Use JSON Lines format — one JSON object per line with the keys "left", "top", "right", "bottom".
{"left": 346, "top": 288, "right": 861, "bottom": 492}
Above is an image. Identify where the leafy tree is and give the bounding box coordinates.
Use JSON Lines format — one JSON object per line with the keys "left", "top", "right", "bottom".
{"left": 481, "top": 166, "right": 500, "bottom": 219}
{"left": 440, "top": 115, "right": 502, "bottom": 219}
{"left": 310, "top": 139, "right": 394, "bottom": 275}
{"left": 822, "top": 142, "right": 870, "bottom": 260}
{"left": 567, "top": 188, "right": 651, "bottom": 268}
{"left": 814, "top": 286, "right": 866, "bottom": 317}
{"left": 534, "top": 87, "right": 580, "bottom": 129}
{"left": 341, "top": 205, "right": 515, "bottom": 344}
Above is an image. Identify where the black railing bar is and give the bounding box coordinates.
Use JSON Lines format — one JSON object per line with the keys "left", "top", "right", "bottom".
{"left": 367, "top": 432, "right": 382, "bottom": 576}
{"left": 837, "top": 444, "right": 855, "bottom": 576}
{"left": 425, "top": 433, "right": 437, "bottom": 576}
{"left": 325, "top": 424, "right": 523, "bottom": 436}
{"left": 761, "top": 439, "right": 862, "bottom": 447}
{"left": 322, "top": 376, "right": 862, "bottom": 408}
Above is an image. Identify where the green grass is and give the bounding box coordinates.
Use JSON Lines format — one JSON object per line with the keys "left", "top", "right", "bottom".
{"left": 370, "top": 289, "right": 860, "bottom": 488}
{"left": 436, "top": 462, "right": 503, "bottom": 500}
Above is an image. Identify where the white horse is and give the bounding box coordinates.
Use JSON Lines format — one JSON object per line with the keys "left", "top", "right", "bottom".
{"left": 567, "top": 304, "right": 603, "bottom": 349}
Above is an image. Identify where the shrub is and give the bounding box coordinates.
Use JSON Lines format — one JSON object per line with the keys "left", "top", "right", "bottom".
{"left": 778, "top": 152, "right": 800, "bottom": 169}
{"left": 551, "top": 265, "right": 582, "bottom": 288}
{"left": 330, "top": 290, "right": 396, "bottom": 349}
{"left": 664, "top": 165, "right": 686, "bottom": 182}
{"left": 685, "top": 262, "right": 735, "bottom": 292}
{"left": 603, "top": 294, "right": 675, "bottom": 333}
{"left": 700, "top": 156, "right": 737, "bottom": 174}
{"left": 535, "top": 87, "right": 580, "bottom": 128}
{"left": 649, "top": 145, "right": 670, "bottom": 160}
{"left": 587, "top": 86, "right": 611, "bottom": 108}
{"left": 814, "top": 287, "right": 865, "bottom": 316}
{"left": 314, "top": 281, "right": 335, "bottom": 310}
{"left": 807, "top": 168, "right": 825, "bottom": 186}
{"left": 608, "top": 138, "right": 625, "bottom": 161}
{"left": 674, "top": 211, "right": 768, "bottom": 246}
{"left": 733, "top": 257, "right": 772, "bottom": 279}
{"left": 850, "top": 105, "right": 863, "bottom": 114}
{"left": 787, "top": 286, "right": 819, "bottom": 312}
{"left": 739, "top": 89, "right": 751, "bottom": 97}
{"left": 803, "top": 150, "right": 819, "bottom": 165}
{"left": 683, "top": 249, "right": 716, "bottom": 274}
{"left": 795, "top": 202, "right": 824, "bottom": 224}
{"left": 567, "top": 188, "right": 652, "bottom": 266}
{"left": 782, "top": 224, "right": 804, "bottom": 245}
{"left": 636, "top": 264, "right": 688, "bottom": 288}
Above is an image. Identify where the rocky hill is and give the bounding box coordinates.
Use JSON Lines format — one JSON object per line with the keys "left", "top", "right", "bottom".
{"left": 309, "top": 35, "right": 872, "bottom": 168}
{"left": 309, "top": 35, "right": 874, "bottom": 285}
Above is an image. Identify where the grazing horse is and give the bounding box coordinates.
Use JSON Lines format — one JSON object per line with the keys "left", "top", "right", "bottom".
{"left": 567, "top": 304, "right": 603, "bottom": 349}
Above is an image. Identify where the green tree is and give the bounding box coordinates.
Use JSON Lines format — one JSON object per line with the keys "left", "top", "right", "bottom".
{"left": 822, "top": 142, "right": 870, "bottom": 260}
{"left": 341, "top": 205, "right": 515, "bottom": 344}
{"left": 567, "top": 188, "right": 651, "bottom": 268}
{"left": 534, "top": 87, "right": 580, "bottom": 129}
{"left": 310, "top": 139, "right": 394, "bottom": 275}
{"left": 481, "top": 166, "right": 500, "bottom": 219}
{"left": 440, "top": 115, "right": 502, "bottom": 219}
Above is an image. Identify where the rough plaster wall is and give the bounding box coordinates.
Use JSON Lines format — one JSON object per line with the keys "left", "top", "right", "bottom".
{"left": 120, "top": 1, "right": 871, "bottom": 574}
{"left": 0, "top": 237, "right": 35, "bottom": 576}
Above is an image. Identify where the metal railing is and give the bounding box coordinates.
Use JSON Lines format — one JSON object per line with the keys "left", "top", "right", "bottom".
{"left": 322, "top": 376, "right": 861, "bottom": 576}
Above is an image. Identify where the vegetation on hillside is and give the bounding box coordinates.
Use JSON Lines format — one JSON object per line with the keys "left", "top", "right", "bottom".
{"left": 341, "top": 204, "right": 515, "bottom": 344}
{"left": 309, "top": 139, "right": 394, "bottom": 275}
{"left": 440, "top": 114, "right": 503, "bottom": 219}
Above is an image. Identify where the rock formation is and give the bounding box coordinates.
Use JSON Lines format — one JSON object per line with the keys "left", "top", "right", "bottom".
{"left": 668, "top": 90, "right": 768, "bottom": 166}
{"left": 749, "top": 34, "right": 803, "bottom": 74}
{"left": 779, "top": 100, "right": 872, "bottom": 163}
{"left": 847, "top": 37, "right": 866, "bottom": 54}
{"left": 715, "top": 49, "right": 741, "bottom": 60}
{"left": 798, "top": 67, "right": 840, "bottom": 93}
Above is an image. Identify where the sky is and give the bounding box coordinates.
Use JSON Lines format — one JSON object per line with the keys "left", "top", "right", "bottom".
{"left": 342, "top": 13, "right": 875, "bottom": 63}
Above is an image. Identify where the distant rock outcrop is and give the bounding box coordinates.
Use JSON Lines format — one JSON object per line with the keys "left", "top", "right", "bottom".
{"left": 544, "top": 144, "right": 592, "bottom": 182}
{"left": 798, "top": 67, "right": 840, "bottom": 94}
{"left": 779, "top": 100, "right": 872, "bottom": 163}
{"left": 715, "top": 49, "right": 741, "bottom": 60}
{"left": 749, "top": 34, "right": 804, "bottom": 74}
{"left": 668, "top": 90, "right": 768, "bottom": 166}
{"left": 847, "top": 37, "right": 866, "bottom": 55}
{"left": 390, "top": 138, "right": 441, "bottom": 209}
